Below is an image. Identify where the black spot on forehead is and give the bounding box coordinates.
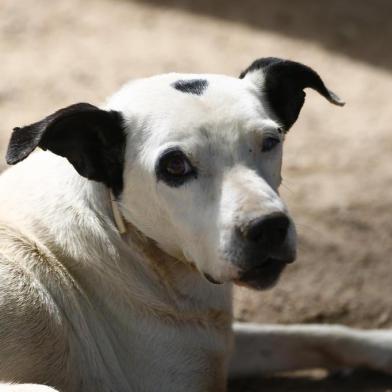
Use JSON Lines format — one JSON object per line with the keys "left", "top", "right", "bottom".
{"left": 172, "top": 79, "right": 209, "bottom": 96}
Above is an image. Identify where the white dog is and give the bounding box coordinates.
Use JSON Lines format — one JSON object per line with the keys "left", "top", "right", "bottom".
{"left": 0, "top": 58, "right": 391, "bottom": 392}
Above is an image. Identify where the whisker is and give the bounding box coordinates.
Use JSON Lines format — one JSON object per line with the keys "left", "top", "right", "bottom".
{"left": 280, "top": 183, "right": 294, "bottom": 195}
{"left": 295, "top": 221, "right": 325, "bottom": 237}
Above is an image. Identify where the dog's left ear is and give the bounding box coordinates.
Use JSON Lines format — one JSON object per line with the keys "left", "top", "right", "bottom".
{"left": 6, "top": 103, "right": 126, "bottom": 195}
{"left": 240, "top": 57, "right": 344, "bottom": 131}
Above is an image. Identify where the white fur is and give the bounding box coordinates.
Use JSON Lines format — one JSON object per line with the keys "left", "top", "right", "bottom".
{"left": 0, "top": 72, "right": 391, "bottom": 392}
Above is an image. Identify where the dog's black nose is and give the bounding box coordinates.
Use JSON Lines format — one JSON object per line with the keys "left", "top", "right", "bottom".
{"left": 245, "top": 212, "right": 290, "bottom": 250}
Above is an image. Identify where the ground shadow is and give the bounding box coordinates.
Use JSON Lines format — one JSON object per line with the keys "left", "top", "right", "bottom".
{"left": 228, "top": 370, "right": 392, "bottom": 392}
{"left": 129, "top": 0, "right": 391, "bottom": 72}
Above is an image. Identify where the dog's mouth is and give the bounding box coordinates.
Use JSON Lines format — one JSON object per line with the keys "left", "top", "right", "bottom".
{"left": 233, "top": 258, "right": 288, "bottom": 290}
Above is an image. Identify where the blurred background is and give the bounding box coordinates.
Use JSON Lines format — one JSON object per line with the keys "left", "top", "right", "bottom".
{"left": 1, "top": 0, "right": 392, "bottom": 390}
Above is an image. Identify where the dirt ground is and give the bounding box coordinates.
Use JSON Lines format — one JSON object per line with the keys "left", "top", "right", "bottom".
{"left": 1, "top": 0, "right": 392, "bottom": 390}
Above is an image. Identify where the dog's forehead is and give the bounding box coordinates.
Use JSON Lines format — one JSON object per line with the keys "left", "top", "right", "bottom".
{"left": 107, "top": 73, "right": 274, "bottom": 134}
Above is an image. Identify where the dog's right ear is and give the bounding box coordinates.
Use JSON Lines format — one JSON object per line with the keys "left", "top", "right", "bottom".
{"left": 240, "top": 57, "right": 345, "bottom": 131}
{"left": 6, "top": 103, "right": 126, "bottom": 195}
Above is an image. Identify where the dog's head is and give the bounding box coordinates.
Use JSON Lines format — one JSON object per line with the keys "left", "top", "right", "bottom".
{"left": 6, "top": 58, "right": 343, "bottom": 290}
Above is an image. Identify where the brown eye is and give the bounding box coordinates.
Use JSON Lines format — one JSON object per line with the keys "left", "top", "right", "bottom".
{"left": 166, "top": 155, "right": 191, "bottom": 176}
{"left": 156, "top": 148, "right": 197, "bottom": 187}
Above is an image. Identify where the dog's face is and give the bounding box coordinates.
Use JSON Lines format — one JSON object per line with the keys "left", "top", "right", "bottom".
{"left": 109, "top": 73, "right": 294, "bottom": 289}
{"left": 6, "top": 58, "right": 343, "bottom": 290}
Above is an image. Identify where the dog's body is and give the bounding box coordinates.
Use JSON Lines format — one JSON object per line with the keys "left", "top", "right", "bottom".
{"left": 0, "top": 152, "right": 233, "bottom": 391}
{"left": 0, "top": 59, "right": 391, "bottom": 391}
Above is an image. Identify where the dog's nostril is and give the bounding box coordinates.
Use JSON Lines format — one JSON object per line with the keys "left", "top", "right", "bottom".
{"left": 245, "top": 212, "right": 290, "bottom": 248}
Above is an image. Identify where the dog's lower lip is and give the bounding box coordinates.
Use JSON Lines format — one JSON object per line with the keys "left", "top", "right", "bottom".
{"left": 234, "top": 258, "right": 288, "bottom": 290}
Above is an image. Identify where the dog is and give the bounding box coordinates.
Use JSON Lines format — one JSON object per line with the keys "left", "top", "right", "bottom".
{"left": 0, "top": 57, "right": 391, "bottom": 392}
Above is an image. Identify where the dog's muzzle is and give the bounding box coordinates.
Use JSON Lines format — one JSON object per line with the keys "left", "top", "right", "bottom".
{"left": 233, "top": 212, "right": 296, "bottom": 290}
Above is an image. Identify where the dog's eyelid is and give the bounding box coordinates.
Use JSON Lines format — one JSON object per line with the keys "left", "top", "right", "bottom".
{"left": 262, "top": 128, "right": 283, "bottom": 141}
{"left": 253, "top": 124, "right": 282, "bottom": 139}
{"left": 158, "top": 147, "right": 196, "bottom": 167}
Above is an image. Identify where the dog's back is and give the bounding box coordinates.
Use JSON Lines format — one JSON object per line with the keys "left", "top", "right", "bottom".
{"left": 0, "top": 156, "right": 99, "bottom": 391}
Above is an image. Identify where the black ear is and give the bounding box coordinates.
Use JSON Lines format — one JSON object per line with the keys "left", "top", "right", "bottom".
{"left": 6, "top": 103, "right": 126, "bottom": 195}
{"left": 240, "top": 57, "right": 344, "bottom": 131}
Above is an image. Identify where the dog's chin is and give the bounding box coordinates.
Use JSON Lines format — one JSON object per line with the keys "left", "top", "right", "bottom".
{"left": 233, "top": 258, "right": 287, "bottom": 290}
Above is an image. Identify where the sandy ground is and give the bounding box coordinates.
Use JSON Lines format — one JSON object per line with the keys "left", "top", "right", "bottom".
{"left": 1, "top": 0, "right": 392, "bottom": 390}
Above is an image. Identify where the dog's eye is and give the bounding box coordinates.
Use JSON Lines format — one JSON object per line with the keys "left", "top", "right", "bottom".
{"left": 262, "top": 137, "right": 280, "bottom": 152}
{"left": 156, "top": 149, "right": 197, "bottom": 187}
{"left": 166, "top": 155, "right": 191, "bottom": 176}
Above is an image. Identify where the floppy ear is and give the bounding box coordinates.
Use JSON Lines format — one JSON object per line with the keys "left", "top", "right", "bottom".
{"left": 240, "top": 57, "right": 344, "bottom": 131}
{"left": 6, "top": 103, "right": 126, "bottom": 195}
